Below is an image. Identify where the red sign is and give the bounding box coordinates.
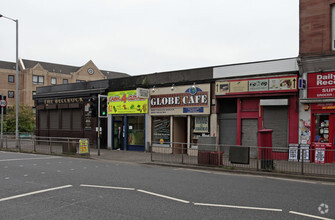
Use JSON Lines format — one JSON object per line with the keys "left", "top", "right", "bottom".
{"left": 308, "top": 72, "right": 335, "bottom": 98}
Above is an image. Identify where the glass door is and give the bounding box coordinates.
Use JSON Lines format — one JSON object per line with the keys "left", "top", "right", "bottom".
{"left": 113, "top": 116, "right": 124, "bottom": 150}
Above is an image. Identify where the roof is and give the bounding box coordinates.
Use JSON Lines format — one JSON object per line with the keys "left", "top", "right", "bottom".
{"left": 213, "top": 57, "right": 299, "bottom": 79}
{"left": 0, "top": 60, "right": 16, "bottom": 71}
{"left": 21, "top": 59, "right": 129, "bottom": 78}
{"left": 22, "top": 59, "right": 80, "bottom": 74}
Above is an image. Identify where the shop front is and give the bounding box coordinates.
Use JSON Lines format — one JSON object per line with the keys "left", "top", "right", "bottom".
{"left": 107, "top": 90, "right": 148, "bottom": 151}
{"left": 305, "top": 72, "right": 335, "bottom": 163}
{"left": 149, "top": 84, "right": 211, "bottom": 155}
{"left": 215, "top": 75, "right": 299, "bottom": 159}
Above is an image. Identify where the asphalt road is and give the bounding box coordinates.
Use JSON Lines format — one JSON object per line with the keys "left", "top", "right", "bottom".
{"left": 0, "top": 151, "right": 334, "bottom": 220}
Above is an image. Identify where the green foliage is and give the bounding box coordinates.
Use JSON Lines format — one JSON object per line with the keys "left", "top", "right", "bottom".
{"left": 3, "top": 105, "right": 35, "bottom": 133}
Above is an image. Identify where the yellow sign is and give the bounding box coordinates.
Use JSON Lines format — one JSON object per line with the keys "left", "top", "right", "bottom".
{"left": 108, "top": 90, "right": 148, "bottom": 114}
{"left": 79, "top": 139, "right": 89, "bottom": 154}
{"left": 230, "top": 81, "right": 248, "bottom": 93}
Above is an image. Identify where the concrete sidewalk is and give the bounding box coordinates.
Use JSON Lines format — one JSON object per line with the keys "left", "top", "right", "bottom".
{"left": 90, "top": 148, "right": 152, "bottom": 163}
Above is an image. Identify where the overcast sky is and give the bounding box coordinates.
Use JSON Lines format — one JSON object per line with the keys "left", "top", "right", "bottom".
{"left": 1, "top": 0, "right": 299, "bottom": 75}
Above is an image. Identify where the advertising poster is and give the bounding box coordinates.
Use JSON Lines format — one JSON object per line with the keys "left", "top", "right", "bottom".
{"left": 79, "top": 139, "right": 89, "bottom": 154}
{"left": 108, "top": 90, "right": 148, "bottom": 114}
{"left": 315, "top": 148, "right": 325, "bottom": 163}
{"left": 299, "top": 144, "right": 310, "bottom": 162}
{"left": 216, "top": 76, "right": 297, "bottom": 95}
{"left": 194, "top": 116, "right": 209, "bottom": 133}
{"left": 288, "top": 144, "right": 299, "bottom": 161}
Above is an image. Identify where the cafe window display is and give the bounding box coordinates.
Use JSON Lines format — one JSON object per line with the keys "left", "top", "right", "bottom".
{"left": 152, "top": 116, "right": 170, "bottom": 146}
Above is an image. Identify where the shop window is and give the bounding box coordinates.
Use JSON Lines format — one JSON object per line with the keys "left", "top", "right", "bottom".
{"left": 152, "top": 116, "right": 170, "bottom": 146}
{"left": 49, "top": 110, "right": 59, "bottom": 129}
{"left": 39, "top": 111, "right": 47, "bottom": 130}
{"left": 219, "top": 98, "right": 237, "bottom": 113}
{"left": 63, "top": 79, "right": 68, "bottom": 84}
{"left": 62, "top": 109, "right": 71, "bottom": 130}
{"left": 127, "top": 116, "right": 144, "bottom": 145}
{"left": 191, "top": 116, "right": 210, "bottom": 148}
{"left": 314, "top": 114, "right": 329, "bottom": 143}
{"left": 72, "top": 109, "right": 82, "bottom": 130}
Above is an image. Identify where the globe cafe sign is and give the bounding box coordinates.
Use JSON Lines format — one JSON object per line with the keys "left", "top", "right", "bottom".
{"left": 149, "top": 83, "right": 210, "bottom": 115}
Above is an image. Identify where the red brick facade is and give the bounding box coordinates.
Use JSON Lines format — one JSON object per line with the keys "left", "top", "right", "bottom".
{"left": 300, "top": 0, "right": 335, "bottom": 56}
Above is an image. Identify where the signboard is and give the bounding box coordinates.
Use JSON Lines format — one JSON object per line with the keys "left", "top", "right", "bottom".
{"left": 315, "top": 148, "right": 325, "bottom": 163}
{"left": 299, "top": 144, "right": 310, "bottom": 162}
{"left": 137, "top": 88, "right": 149, "bottom": 99}
{"left": 308, "top": 72, "right": 335, "bottom": 98}
{"left": 288, "top": 144, "right": 299, "bottom": 162}
{"left": 216, "top": 76, "right": 297, "bottom": 96}
{"left": 194, "top": 116, "right": 209, "bottom": 133}
{"left": 0, "top": 100, "right": 7, "bottom": 107}
{"left": 108, "top": 90, "right": 148, "bottom": 114}
{"left": 150, "top": 84, "right": 210, "bottom": 115}
{"left": 79, "top": 139, "right": 89, "bottom": 154}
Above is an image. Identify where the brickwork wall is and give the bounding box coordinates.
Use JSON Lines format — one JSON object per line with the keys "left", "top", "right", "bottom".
{"left": 300, "top": 0, "right": 335, "bottom": 56}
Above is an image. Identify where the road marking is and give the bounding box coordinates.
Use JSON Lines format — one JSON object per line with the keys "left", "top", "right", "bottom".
{"left": 80, "top": 184, "right": 135, "bottom": 191}
{"left": 289, "top": 211, "right": 333, "bottom": 220}
{"left": 137, "top": 189, "right": 190, "bottom": 204}
{"left": 194, "top": 202, "right": 282, "bottom": 212}
{"left": 0, "top": 185, "right": 72, "bottom": 202}
{"left": 0, "top": 157, "right": 58, "bottom": 162}
{"left": 266, "top": 177, "right": 318, "bottom": 184}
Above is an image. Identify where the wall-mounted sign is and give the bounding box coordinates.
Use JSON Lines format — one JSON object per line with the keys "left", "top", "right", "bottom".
{"left": 137, "top": 88, "right": 150, "bottom": 99}
{"left": 215, "top": 76, "right": 297, "bottom": 96}
{"left": 194, "top": 116, "right": 209, "bottom": 133}
{"left": 108, "top": 90, "right": 148, "bottom": 114}
{"left": 43, "top": 97, "right": 84, "bottom": 105}
{"left": 308, "top": 72, "right": 335, "bottom": 98}
{"left": 150, "top": 84, "right": 210, "bottom": 115}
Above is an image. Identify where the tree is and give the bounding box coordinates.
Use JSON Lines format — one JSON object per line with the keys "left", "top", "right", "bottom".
{"left": 4, "top": 105, "right": 35, "bottom": 133}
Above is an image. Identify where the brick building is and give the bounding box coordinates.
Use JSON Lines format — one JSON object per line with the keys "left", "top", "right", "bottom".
{"left": 0, "top": 59, "right": 128, "bottom": 111}
{"left": 299, "top": 0, "right": 335, "bottom": 163}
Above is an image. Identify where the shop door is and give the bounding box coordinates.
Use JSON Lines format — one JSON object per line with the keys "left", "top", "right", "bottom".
{"left": 173, "top": 117, "right": 187, "bottom": 154}
{"left": 113, "top": 117, "right": 124, "bottom": 150}
{"left": 241, "top": 119, "right": 258, "bottom": 158}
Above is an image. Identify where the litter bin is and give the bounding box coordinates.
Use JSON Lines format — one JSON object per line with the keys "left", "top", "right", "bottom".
{"left": 209, "top": 151, "right": 223, "bottom": 166}
{"left": 258, "top": 129, "right": 274, "bottom": 170}
{"left": 62, "top": 140, "right": 77, "bottom": 154}
{"left": 198, "top": 151, "right": 210, "bottom": 165}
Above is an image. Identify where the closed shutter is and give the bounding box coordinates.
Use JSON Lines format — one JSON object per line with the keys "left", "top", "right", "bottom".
{"left": 219, "top": 113, "right": 237, "bottom": 155}
{"left": 263, "top": 106, "right": 288, "bottom": 151}
{"left": 49, "top": 110, "right": 59, "bottom": 129}
{"left": 62, "top": 109, "right": 71, "bottom": 130}
{"left": 72, "top": 109, "right": 82, "bottom": 130}
{"left": 39, "top": 111, "right": 47, "bottom": 129}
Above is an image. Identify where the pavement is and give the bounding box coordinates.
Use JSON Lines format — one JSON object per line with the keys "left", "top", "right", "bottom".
{"left": 89, "top": 148, "right": 335, "bottom": 183}
{"left": 90, "top": 148, "right": 152, "bottom": 163}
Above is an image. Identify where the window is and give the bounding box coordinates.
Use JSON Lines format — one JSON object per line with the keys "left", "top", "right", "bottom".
{"left": 8, "top": 75, "right": 14, "bottom": 83}
{"left": 8, "top": 91, "right": 14, "bottom": 98}
{"left": 51, "top": 78, "right": 57, "bottom": 85}
{"left": 127, "top": 116, "right": 144, "bottom": 145}
{"left": 314, "top": 114, "right": 329, "bottom": 143}
{"left": 76, "top": 80, "right": 85, "bottom": 83}
{"left": 32, "top": 91, "right": 36, "bottom": 99}
{"left": 152, "top": 116, "right": 170, "bottom": 147}
{"left": 332, "top": 4, "right": 335, "bottom": 50}
{"left": 63, "top": 79, "right": 68, "bottom": 84}
{"left": 33, "top": 75, "right": 44, "bottom": 85}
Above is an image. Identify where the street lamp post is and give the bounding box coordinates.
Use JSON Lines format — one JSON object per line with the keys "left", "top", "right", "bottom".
{"left": 0, "top": 14, "right": 19, "bottom": 147}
